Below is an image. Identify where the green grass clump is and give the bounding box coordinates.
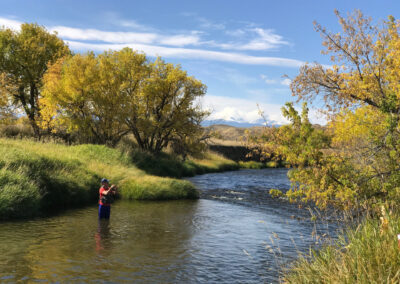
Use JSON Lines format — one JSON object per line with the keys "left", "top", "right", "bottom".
{"left": 0, "top": 142, "right": 101, "bottom": 219}
{"left": 121, "top": 176, "right": 198, "bottom": 200}
{"left": 284, "top": 213, "right": 400, "bottom": 283}
{"left": 123, "top": 147, "right": 239, "bottom": 177}
{"left": 239, "top": 161, "right": 265, "bottom": 169}
{"left": 0, "top": 138, "right": 237, "bottom": 220}
{"left": 238, "top": 160, "right": 284, "bottom": 169}
{"left": 188, "top": 152, "right": 239, "bottom": 174}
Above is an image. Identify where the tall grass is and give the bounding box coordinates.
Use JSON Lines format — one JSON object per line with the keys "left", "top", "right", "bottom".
{"left": 284, "top": 211, "right": 400, "bottom": 283}
{"left": 0, "top": 138, "right": 236, "bottom": 219}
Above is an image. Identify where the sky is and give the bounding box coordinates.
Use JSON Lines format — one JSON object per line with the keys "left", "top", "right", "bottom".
{"left": 0, "top": 0, "right": 399, "bottom": 125}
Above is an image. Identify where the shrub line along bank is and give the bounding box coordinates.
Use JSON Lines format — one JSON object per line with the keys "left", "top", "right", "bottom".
{"left": 0, "top": 138, "right": 239, "bottom": 220}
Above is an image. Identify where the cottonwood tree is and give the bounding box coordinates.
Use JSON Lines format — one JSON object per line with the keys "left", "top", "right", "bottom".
{"left": 41, "top": 48, "right": 148, "bottom": 145}
{"left": 287, "top": 11, "right": 400, "bottom": 210}
{"left": 248, "top": 11, "right": 400, "bottom": 210}
{"left": 0, "top": 23, "right": 70, "bottom": 139}
{"left": 124, "top": 58, "right": 208, "bottom": 154}
{"left": 42, "top": 50, "right": 208, "bottom": 153}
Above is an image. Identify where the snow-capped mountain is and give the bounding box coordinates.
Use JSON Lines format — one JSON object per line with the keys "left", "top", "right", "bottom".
{"left": 202, "top": 118, "right": 279, "bottom": 127}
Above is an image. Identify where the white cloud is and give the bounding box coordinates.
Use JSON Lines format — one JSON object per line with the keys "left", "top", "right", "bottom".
{"left": 260, "top": 74, "right": 276, "bottom": 84}
{"left": 51, "top": 26, "right": 158, "bottom": 44}
{"left": 158, "top": 33, "right": 201, "bottom": 46}
{"left": 66, "top": 40, "right": 304, "bottom": 67}
{"left": 239, "top": 28, "right": 289, "bottom": 50}
{"left": 201, "top": 95, "right": 327, "bottom": 125}
{"left": 182, "top": 13, "right": 226, "bottom": 30}
{"left": 281, "top": 78, "right": 291, "bottom": 86}
{"left": 215, "top": 27, "right": 289, "bottom": 51}
{"left": 102, "top": 11, "right": 153, "bottom": 31}
{"left": 0, "top": 17, "right": 22, "bottom": 30}
{"left": 201, "top": 95, "right": 289, "bottom": 125}
{"left": 0, "top": 16, "right": 303, "bottom": 67}
{"left": 118, "top": 19, "right": 148, "bottom": 29}
{"left": 50, "top": 26, "right": 202, "bottom": 46}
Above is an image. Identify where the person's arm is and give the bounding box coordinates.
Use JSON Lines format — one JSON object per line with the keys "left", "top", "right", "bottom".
{"left": 110, "top": 184, "right": 118, "bottom": 194}
{"left": 102, "top": 188, "right": 113, "bottom": 195}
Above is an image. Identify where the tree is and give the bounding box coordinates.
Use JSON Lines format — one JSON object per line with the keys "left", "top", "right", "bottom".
{"left": 285, "top": 11, "right": 400, "bottom": 210}
{"left": 291, "top": 10, "right": 399, "bottom": 114}
{"left": 42, "top": 48, "right": 208, "bottom": 153}
{"left": 124, "top": 58, "right": 208, "bottom": 154}
{"left": 246, "top": 11, "right": 400, "bottom": 210}
{"left": 41, "top": 48, "right": 147, "bottom": 146}
{"left": 0, "top": 23, "right": 70, "bottom": 139}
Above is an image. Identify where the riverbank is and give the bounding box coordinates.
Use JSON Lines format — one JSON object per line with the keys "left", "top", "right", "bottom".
{"left": 283, "top": 211, "right": 400, "bottom": 283}
{"left": 0, "top": 138, "right": 238, "bottom": 220}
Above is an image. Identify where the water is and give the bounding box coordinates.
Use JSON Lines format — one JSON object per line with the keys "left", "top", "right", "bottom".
{"left": 0, "top": 169, "right": 338, "bottom": 283}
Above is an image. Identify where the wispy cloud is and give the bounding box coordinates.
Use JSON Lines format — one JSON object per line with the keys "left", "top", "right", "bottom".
{"left": 0, "top": 16, "right": 303, "bottom": 67}
{"left": 66, "top": 40, "right": 304, "bottom": 67}
{"left": 50, "top": 26, "right": 202, "bottom": 46}
{"left": 181, "top": 12, "right": 226, "bottom": 30}
{"left": 51, "top": 26, "right": 158, "bottom": 44}
{"left": 102, "top": 11, "right": 154, "bottom": 31}
{"left": 281, "top": 78, "right": 291, "bottom": 86}
{"left": 0, "top": 17, "right": 22, "bottom": 30}
{"left": 227, "top": 28, "right": 289, "bottom": 51}
{"left": 260, "top": 74, "right": 277, "bottom": 84}
{"left": 208, "top": 28, "right": 289, "bottom": 51}
{"left": 260, "top": 75, "right": 292, "bottom": 86}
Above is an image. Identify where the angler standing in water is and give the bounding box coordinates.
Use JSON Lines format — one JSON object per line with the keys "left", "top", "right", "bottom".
{"left": 99, "top": 178, "right": 117, "bottom": 219}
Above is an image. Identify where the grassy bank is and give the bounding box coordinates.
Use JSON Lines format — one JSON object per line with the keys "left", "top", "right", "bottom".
{"left": 122, "top": 146, "right": 239, "bottom": 178}
{"left": 284, "top": 212, "right": 400, "bottom": 283}
{"left": 0, "top": 138, "right": 237, "bottom": 220}
{"left": 238, "top": 160, "right": 283, "bottom": 169}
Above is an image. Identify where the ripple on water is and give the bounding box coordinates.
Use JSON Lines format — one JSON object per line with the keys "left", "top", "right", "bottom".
{"left": 0, "top": 169, "right": 339, "bottom": 283}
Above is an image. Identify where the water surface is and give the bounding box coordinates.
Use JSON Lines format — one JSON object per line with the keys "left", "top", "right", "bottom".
{"left": 0, "top": 169, "right": 337, "bottom": 283}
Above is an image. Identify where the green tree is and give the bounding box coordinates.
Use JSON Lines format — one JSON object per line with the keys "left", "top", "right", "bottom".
{"left": 0, "top": 23, "right": 70, "bottom": 139}
{"left": 249, "top": 11, "right": 400, "bottom": 210}
{"left": 42, "top": 48, "right": 148, "bottom": 145}
{"left": 124, "top": 58, "right": 208, "bottom": 154}
{"left": 42, "top": 49, "right": 208, "bottom": 153}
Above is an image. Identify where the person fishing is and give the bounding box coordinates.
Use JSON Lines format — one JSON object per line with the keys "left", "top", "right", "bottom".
{"left": 98, "top": 178, "right": 117, "bottom": 219}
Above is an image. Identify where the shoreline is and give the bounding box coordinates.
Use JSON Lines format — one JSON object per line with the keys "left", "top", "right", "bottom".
{"left": 0, "top": 138, "right": 239, "bottom": 221}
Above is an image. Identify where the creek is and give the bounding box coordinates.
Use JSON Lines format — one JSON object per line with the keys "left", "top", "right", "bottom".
{"left": 0, "top": 168, "right": 338, "bottom": 283}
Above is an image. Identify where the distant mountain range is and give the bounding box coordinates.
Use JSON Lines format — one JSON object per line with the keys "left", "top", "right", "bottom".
{"left": 202, "top": 119, "right": 280, "bottom": 127}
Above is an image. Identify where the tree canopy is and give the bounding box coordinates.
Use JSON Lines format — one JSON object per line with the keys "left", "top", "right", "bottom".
{"left": 41, "top": 48, "right": 208, "bottom": 153}
{"left": 0, "top": 23, "right": 70, "bottom": 138}
{"left": 251, "top": 11, "right": 400, "bottom": 211}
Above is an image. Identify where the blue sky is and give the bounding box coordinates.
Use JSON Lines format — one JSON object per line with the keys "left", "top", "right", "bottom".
{"left": 1, "top": 0, "right": 399, "bottom": 124}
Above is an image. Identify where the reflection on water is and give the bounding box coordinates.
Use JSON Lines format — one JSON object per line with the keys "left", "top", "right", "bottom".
{"left": 0, "top": 169, "right": 338, "bottom": 283}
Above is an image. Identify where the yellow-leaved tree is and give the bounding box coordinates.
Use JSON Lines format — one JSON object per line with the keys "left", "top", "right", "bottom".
{"left": 251, "top": 11, "right": 400, "bottom": 210}
{"left": 125, "top": 58, "right": 208, "bottom": 154}
{"left": 0, "top": 23, "right": 70, "bottom": 139}
{"left": 41, "top": 48, "right": 147, "bottom": 145}
{"left": 42, "top": 49, "right": 208, "bottom": 154}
